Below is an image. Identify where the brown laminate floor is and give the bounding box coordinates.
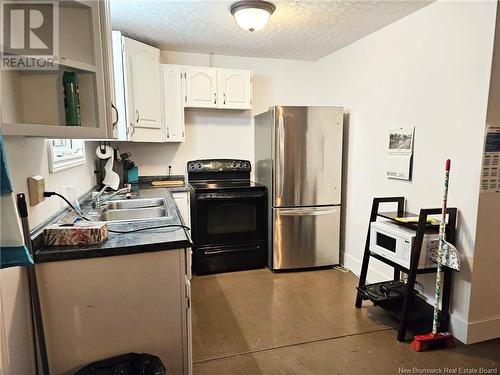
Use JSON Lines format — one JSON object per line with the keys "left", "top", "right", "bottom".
{"left": 191, "top": 268, "right": 500, "bottom": 374}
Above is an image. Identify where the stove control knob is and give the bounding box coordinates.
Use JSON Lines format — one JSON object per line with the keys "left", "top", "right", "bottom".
{"left": 231, "top": 161, "right": 237, "bottom": 168}
{"left": 197, "top": 162, "right": 203, "bottom": 169}
{"left": 243, "top": 162, "right": 250, "bottom": 169}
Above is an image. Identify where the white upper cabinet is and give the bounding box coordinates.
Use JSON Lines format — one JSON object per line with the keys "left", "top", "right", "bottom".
{"left": 184, "top": 67, "right": 219, "bottom": 108}
{"left": 122, "top": 37, "right": 163, "bottom": 142}
{"left": 184, "top": 67, "right": 252, "bottom": 110}
{"left": 162, "top": 65, "right": 185, "bottom": 142}
{"left": 218, "top": 69, "right": 253, "bottom": 109}
{"left": 99, "top": 0, "right": 118, "bottom": 139}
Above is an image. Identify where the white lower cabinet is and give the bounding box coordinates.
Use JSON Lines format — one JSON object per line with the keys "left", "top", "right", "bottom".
{"left": 183, "top": 275, "right": 193, "bottom": 375}
{"left": 173, "top": 191, "right": 191, "bottom": 228}
{"left": 36, "top": 249, "right": 192, "bottom": 375}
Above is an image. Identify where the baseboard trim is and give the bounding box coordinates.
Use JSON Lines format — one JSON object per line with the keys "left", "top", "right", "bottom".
{"left": 343, "top": 252, "right": 393, "bottom": 283}
{"left": 449, "top": 314, "right": 468, "bottom": 344}
{"left": 466, "top": 315, "right": 500, "bottom": 344}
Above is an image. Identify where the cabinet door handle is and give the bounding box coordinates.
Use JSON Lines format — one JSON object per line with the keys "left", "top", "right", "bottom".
{"left": 128, "top": 123, "right": 135, "bottom": 139}
{"left": 111, "top": 103, "right": 118, "bottom": 127}
{"left": 214, "top": 93, "right": 217, "bottom": 104}
{"left": 223, "top": 93, "right": 226, "bottom": 105}
{"left": 136, "top": 110, "right": 140, "bottom": 123}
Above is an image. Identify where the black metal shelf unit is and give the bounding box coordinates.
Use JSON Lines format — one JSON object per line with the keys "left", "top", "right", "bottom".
{"left": 355, "top": 197, "right": 458, "bottom": 341}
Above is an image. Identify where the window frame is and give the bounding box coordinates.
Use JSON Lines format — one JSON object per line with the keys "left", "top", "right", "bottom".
{"left": 47, "top": 139, "right": 86, "bottom": 173}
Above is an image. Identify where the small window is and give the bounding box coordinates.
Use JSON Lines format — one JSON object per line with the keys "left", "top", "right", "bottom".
{"left": 48, "top": 139, "right": 86, "bottom": 173}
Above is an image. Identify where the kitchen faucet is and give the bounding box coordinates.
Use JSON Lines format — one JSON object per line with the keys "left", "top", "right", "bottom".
{"left": 92, "top": 184, "right": 131, "bottom": 209}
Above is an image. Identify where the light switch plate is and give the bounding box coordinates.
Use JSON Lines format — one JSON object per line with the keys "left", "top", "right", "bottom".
{"left": 28, "top": 175, "right": 45, "bottom": 206}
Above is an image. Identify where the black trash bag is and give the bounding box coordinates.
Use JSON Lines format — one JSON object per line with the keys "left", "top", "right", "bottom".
{"left": 74, "top": 352, "right": 167, "bottom": 375}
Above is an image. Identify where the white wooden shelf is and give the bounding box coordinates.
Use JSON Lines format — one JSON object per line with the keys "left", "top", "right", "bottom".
{"left": 0, "top": 0, "right": 114, "bottom": 139}
{"left": 1, "top": 123, "right": 105, "bottom": 139}
{"left": 57, "top": 58, "right": 97, "bottom": 73}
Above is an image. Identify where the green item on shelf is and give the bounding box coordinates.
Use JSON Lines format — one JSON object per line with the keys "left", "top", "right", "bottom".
{"left": 63, "top": 71, "right": 81, "bottom": 126}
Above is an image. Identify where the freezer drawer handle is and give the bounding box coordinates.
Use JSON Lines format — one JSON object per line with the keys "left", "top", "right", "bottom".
{"left": 279, "top": 207, "right": 338, "bottom": 216}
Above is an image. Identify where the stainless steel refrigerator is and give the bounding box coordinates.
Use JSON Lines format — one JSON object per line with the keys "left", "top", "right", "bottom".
{"left": 255, "top": 106, "right": 343, "bottom": 270}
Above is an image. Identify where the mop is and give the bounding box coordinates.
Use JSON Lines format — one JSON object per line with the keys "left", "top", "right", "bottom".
{"left": 411, "top": 159, "right": 457, "bottom": 352}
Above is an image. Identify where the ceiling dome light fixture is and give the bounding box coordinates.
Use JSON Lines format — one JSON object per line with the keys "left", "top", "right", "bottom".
{"left": 230, "top": 0, "right": 276, "bottom": 32}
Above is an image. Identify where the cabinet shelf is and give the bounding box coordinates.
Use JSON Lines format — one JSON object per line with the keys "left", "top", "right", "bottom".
{"left": 57, "top": 58, "right": 97, "bottom": 73}
{"left": 368, "top": 252, "right": 438, "bottom": 274}
{"left": 2, "top": 69, "right": 99, "bottom": 132}
{"left": 0, "top": 0, "right": 112, "bottom": 139}
{"left": 1, "top": 123, "right": 105, "bottom": 138}
{"left": 358, "top": 282, "right": 447, "bottom": 338}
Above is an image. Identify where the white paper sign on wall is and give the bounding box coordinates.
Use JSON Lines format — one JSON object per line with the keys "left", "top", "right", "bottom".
{"left": 387, "top": 127, "right": 414, "bottom": 181}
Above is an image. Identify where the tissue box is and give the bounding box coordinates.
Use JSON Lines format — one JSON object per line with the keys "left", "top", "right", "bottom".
{"left": 43, "top": 222, "right": 108, "bottom": 246}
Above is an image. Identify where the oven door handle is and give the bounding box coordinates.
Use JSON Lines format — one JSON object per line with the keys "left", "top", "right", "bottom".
{"left": 203, "top": 245, "right": 262, "bottom": 255}
{"left": 197, "top": 194, "right": 265, "bottom": 201}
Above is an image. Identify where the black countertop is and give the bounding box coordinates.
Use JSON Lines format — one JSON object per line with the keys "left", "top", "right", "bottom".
{"left": 33, "top": 184, "right": 192, "bottom": 264}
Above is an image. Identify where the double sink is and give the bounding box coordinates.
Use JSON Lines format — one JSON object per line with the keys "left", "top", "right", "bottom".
{"left": 90, "top": 197, "right": 171, "bottom": 223}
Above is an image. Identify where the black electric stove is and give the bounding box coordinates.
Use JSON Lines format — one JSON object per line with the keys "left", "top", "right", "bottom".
{"left": 188, "top": 159, "right": 267, "bottom": 275}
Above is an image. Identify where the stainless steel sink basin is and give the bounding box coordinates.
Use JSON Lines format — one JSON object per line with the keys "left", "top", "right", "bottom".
{"left": 98, "top": 207, "right": 168, "bottom": 222}
{"left": 106, "top": 198, "right": 164, "bottom": 210}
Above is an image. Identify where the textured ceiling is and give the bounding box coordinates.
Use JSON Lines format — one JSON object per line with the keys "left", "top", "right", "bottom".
{"left": 111, "top": 0, "right": 432, "bottom": 61}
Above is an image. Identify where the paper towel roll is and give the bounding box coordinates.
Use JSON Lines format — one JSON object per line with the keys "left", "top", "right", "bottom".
{"left": 96, "top": 145, "right": 113, "bottom": 159}
{"left": 95, "top": 145, "right": 120, "bottom": 190}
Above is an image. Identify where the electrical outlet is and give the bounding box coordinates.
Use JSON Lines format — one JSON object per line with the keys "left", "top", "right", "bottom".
{"left": 27, "top": 175, "right": 45, "bottom": 206}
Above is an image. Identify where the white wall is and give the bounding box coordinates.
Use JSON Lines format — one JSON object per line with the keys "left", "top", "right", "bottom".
{"left": 1, "top": 137, "right": 97, "bottom": 374}
{"left": 3, "top": 137, "right": 97, "bottom": 229}
{"left": 313, "top": 1, "right": 497, "bottom": 343}
{"left": 116, "top": 52, "right": 312, "bottom": 176}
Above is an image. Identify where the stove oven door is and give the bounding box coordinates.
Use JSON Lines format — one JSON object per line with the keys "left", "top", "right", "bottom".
{"left": 193, "top": 190, "right": 267, "bottom": 246}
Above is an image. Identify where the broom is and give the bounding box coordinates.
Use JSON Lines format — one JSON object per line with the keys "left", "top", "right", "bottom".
{"left": 411, "top": 159, "right": 455, "bottom": 351}
{"left": 17, "top": 193, "right": 51, "bottom": 374}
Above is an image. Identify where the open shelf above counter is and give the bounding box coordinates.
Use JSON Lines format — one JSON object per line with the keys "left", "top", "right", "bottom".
{"left": 1, "top": 67, "right": 103, "bottom": 138}
{"left": 57, "top": 59, "right": 97, "bottom": 73}
{"left": 1, "top": 0, "right": 114, "bottom": 139}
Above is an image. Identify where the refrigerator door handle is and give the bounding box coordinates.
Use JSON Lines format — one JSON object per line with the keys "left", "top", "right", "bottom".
{"left": 279, "top": 207, "right": 339, "bottom": 216}
{"left": 278, "top": 113, "right": 285, "bottom": 199}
